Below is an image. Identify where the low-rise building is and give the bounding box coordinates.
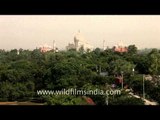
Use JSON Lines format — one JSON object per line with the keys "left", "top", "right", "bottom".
{"left": 113, "top": 41, "right": 128, "bottom": 53}
{"left": 39, "top": 43, "right": 53, "bottom": 53}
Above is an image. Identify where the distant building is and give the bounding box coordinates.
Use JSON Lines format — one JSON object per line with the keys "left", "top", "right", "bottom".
{"left": 38, "top": 40, "right": 59, "bottom": 53}
{"left": 55, "top": 48, "right": 59, "bottom": 53}
{"left": 103, "top": 40, "right": 109, "bottom": 50}
{"left": 52, "top": 40, "right": 59, "bottom": 52}
{"left": 39, "top": 43, "right": 53, "bottom": 53}
{"left": 17, "top": 50, "right": 19, "bottom": 55}
{"left": 66, "top": 43, "right": 76, "bottom": 50}
{"left": 66, "top": 30, "right": 94, "bottom": 52}
{"left": 53, "top": 40, "right": 56, "bottom": 52}
{"left": 113, "top": 41, "right": 128, "bottom": 53}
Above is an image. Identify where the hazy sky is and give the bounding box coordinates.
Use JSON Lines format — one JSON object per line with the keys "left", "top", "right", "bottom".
{"left": 0, "top": 15, "right": 160, "bottom": 50}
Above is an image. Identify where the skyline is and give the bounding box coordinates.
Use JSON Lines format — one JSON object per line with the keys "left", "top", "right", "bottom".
{"left": 0, "top": 15, "right": 160, "bottom": 50}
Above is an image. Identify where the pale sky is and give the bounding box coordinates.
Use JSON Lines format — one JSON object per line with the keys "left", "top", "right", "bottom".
{"left": 0, "top": 15, "right": 160, "bottom": 50}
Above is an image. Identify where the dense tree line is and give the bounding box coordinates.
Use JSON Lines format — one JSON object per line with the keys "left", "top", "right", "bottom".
{"left": 0, "top": 45, "right": 160, "bottom": 105}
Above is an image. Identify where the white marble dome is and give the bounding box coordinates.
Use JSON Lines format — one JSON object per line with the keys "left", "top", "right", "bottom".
{"left": 74, "top": 31, "right": 87, "bottom": 43}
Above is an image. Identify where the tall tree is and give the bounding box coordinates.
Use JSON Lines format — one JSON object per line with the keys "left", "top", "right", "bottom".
{"left": 148, "top": 49, "right": 160, "bottom": 75}
{"left": 128, "top": 45, "right": 138, "bottom": 55}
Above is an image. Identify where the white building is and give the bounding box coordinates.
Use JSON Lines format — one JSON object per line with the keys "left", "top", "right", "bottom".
{"left": 66, "top": 31, "right": 94, "bottom": 52}
{"left": 39, "top": 43, "right": 53, "bottom": 53}
{"left": 113, "top": 41, "right": 128, "bottom": 53}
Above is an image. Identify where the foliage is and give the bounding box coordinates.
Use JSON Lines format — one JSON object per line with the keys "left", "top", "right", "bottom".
{"left": 43, "top": 95, "right": 88, "bottom": 105}
{"left": 0, "top": 45, "right": 160, "bottom": 105}
{"left": 109, "top": 95, "right": 144, "bottom": 105}
{"left": 148, "top": 49, "right": 160, "bottom": 75}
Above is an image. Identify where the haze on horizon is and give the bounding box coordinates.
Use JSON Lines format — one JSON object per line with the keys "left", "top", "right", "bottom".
{"left": 0, "top": 15, "right": 160, "bottom": 51}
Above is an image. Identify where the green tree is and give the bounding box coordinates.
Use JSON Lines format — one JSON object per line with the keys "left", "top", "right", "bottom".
{"left": 134, "top": 54, "right": 150, "bottom": 74}
{"left": 43, "top": 95, "right": 88, "bottom": 105}
{"left": 148, "top": 49, "right": 160, "bottom": 75}
{"left": 109, "top": 95, "right": 144, "bottom": 105}
{"left": 128, "top": 44, "right": 138, "bottom": 55}
{"left": 109, "top": 59, "right": 135, "bottom": 75}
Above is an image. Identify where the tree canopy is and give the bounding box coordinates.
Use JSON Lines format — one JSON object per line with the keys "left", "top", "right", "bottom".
{"left": 0, "top": 45, "right": 159, "bottom": 105}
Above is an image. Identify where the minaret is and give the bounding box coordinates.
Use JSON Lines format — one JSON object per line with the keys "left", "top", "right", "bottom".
{"left": 53, "top": 40, "right": 56, "bottom": 51}
{"left": 74, "top": 30, "right": 80, "bottom": 51}
{"left": 103, "top": 40, "right": 105, "bottom": 51}
{"left": 17, "top": 49, "right": 19, "bottom": 55}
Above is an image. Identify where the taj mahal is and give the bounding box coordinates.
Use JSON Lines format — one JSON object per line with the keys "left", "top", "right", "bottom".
{"left": 66, "top": 31, "right": 94, "bottom": 51}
